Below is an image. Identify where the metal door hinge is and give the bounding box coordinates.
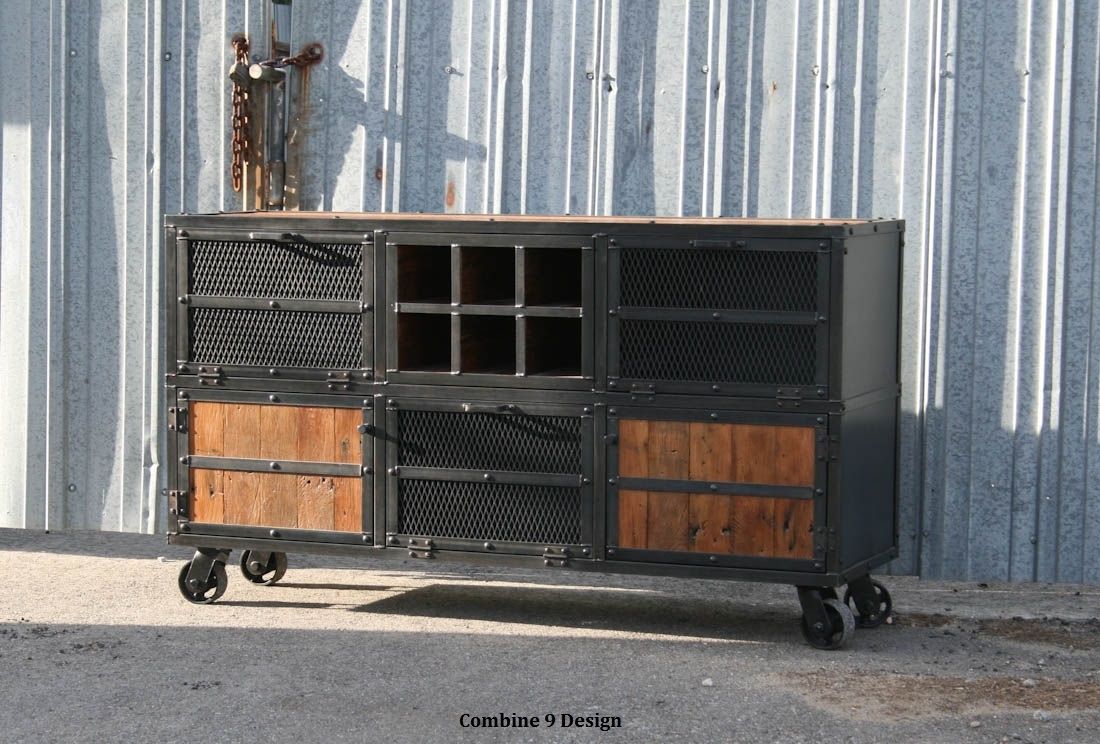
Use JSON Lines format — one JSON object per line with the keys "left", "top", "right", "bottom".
{"left": 407, "top": 538, "right": 435, "bottom": 559}
{"left": 543, "top": 546, "right": 571, "bottom": 567}
{"left": 168, "top": 490, "right": 188, "bottom": 519}
{"left": 168, "top": 405, "right": 188, "bottom": 434}
{"left": 627, "top": 382, "right": 656, "bottom": 403}
{"left": 197, "top": 366, "right": 224, "bottom": 385}
{"left": 827, "top": 436, "right": 841, "bottom": 462}
{"left": 327, "top": 371, "right": 353, "bottom": 391}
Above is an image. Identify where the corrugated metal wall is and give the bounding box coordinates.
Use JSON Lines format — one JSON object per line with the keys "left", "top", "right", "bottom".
{"left": 2, "top": 0, "right": 1098, "bottom": 583}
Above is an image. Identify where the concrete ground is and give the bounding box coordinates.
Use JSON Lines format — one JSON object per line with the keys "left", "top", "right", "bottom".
{"left": 0, "top": 529, "right": 1097, "bottom": 743}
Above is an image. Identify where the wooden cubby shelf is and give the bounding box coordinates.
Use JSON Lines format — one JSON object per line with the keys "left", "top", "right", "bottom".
{"left": 524, "top": 316, "right": 582, "bottom": 377}
{"left": 460, "top": 245, "right": 515, "bottom": 305}
{"left": 524, "top": 247, "right": 582, "bottom": 307}
{"left": 397, "top": 243, "right": 451, "bottom": 303}
{"left": 460, "top": 314, "right": 516, "bottom": 374}
{"left": 397, "top": 313, "right": 451, "bottom": 372}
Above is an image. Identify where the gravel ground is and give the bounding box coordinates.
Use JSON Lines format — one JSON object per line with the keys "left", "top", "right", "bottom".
{"left": 1, "top": 528, "right": 1098, "bottom": 743}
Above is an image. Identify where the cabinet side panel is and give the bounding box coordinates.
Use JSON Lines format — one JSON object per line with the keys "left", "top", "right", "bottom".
{"left": 839, "top": 233, "right": 901, "bottom": 398}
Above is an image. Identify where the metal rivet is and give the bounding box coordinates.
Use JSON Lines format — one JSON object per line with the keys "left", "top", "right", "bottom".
{"left": 608, "top": 408, "right": 617, "bottom": 415}
{"left": 582, "top": 477, "right": 591, "bottom": 485}
{"left": 484, "top": 542, "right": 492, "bottom": 549}
{"left": 709, "top": 555, "right": 717, "bottom": 562}
{"left": 444, "top": 65, "right": 455, "bottom": 74}
{"left": 608, "top": 309, "right": 617, "bottom": 316}
{"left": 607, "top": 478, "right": 617, "bottom": 485}
{"left": 586, "top": 71, "right": 594, "bottom": 80}
{"left": 178, "top": 364, "right": 188, "bottom": 373}
{"left": 701, "top": 65, "right": 709, "bottom": 74}
{"left": 362, "top": 535, "right": 371, "bottom": 542}
{"left": 178, "top": 296, "right": 188, "bottom": 304}
{"left": 712, "top": 384, "right": 720, "bottom": 392}
{"left": 67, "top": 484, "right": 77, "bottom": 492}
{"left": 483, "top": 473, "right": 492, "bottom": 481}
{"left": 710, "top": 412, "right": 718, "bottom": 420}
{"left": 178, "top": 391, "right": 188, "bottom": 398}
{"left": 269, "top": 394, "right": 278, "bottom": 402}
{"left": 712, "top": 312, "right": 721, "bottom": 319}
{"left": 269, "top": 300, "right": 280, "bottom": 309}
{"left": 709, "top": 484, "right": 718, "bottom": 491}
{"left": 269, "top": 462, "right": 279, "bottom": 470}
{"left": 163, "top": 52, "right": 172, "bottom": 61}
{"left": 269, "top": 529, "right": 280, "bottom": 538}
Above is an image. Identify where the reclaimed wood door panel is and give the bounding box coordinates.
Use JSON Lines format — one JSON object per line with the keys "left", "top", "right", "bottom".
{"left": 186, "top": 402, "right": 365, "bottom": 532}
{"left": 615, "top": 418, "right": 816, "bottom": 559}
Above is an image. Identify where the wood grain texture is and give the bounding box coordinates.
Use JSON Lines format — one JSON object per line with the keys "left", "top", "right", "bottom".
{"left": 774, "top": 498, "right": 815, "bottom": 558}
{"left": 333, "top": 407, "right": 363, "bottom": 464}
{"left": 646, "top": 491, "right": 691, "bottom": 552}
{"left": 731, "top": 494, "right": 775, "bottom": 556}
{"left": 689, "top": 493, "right": 732, "bottom": 553}
{"left": 772, "top": 426, "right": 816, "bottom": 486}
{"left": 647, "top": 421, "right": 690, "bottom": 479}
{"left": 297, "top": 475, "right": 336, "bottom": 530}
{"left": 333, "top": 476, "right": 362, "bottom": 532}
{"left": 617, "top": 419, "right": 649, "bottom": 477}
{"left": 222, "top": 470, "right": 262, "bottom": 526}
{"left": 260, "top": 473, "right": 298, "bottom": 528}
{"left": 617, "top": 489, "right": 649, "bottom": 548}
{"left": 688, "top": 422, "right": 733, "bottom": 482}
{"left": 189, "top": 402, "right": 224, "bottom": 456}
{"left": 259, "top": 404, "right": 301, "bottom": 460}
{"left": 189, "top": 469, "right": 223, "bottom": 523}
{"left": 220, "top": 403, "right": 262, "bottom": 458}
{"left": 298, "top": 406, "right": 336, "bottom": 462}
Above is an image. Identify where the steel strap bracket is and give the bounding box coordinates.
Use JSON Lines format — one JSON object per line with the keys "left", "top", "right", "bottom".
{"left": 168, "top": 490, "right": 188, "bottom": 519}
{"left": 543, "top": 546, "right": 571, "bottom": 568}
{"left": 197, "top": 366, "right": 224, "bottom": 386}
{"left": 168, "top": 404, "right": 188, "bottom": 434}
{"left": 327, "top": 370, "right": 353, "bottom": 391}
{"left": 407, "top": 538, "right": 435, "bottom": 559}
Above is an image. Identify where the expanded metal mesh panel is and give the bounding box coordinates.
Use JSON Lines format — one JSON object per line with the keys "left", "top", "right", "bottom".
{"left": 619, "top": 319, "right": 817, "bottom": 385}
{"left": 620, "top": 247, "right": 817, "bottom": 311}
{"left": 398, "top": 410, "right": 582, "bottom": 474}
{"left": 189, "top": 308, "right": 362, "bottom": 368}
{"left": 397, "top": 479, "right": 583, "bottom": 544}
{"left": 189, "top": 240, "right": 362, "bottom": 300}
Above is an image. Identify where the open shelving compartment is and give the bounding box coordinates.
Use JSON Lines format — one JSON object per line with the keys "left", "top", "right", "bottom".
{"left": 386, "top": 233, "right": 593, "bottom": 387}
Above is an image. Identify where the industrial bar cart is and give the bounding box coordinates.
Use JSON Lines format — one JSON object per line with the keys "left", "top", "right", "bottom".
{"left": 164, "top": 212, "right": 902, "bottom": 649}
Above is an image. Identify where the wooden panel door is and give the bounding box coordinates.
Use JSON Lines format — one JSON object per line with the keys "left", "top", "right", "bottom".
{"left": 188, "top": 400, "right": 365, "bottom": 533}
{"left": 612, "top": 412, "right": 820, "bottom": 562}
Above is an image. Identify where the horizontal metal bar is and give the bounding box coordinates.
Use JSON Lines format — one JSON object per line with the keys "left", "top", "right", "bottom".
{"left": 615, "top": 477, "right": 814, "bottom": 500}
{"left": 175, "top": 387, "right": 372, "bottom": 407}
{"left": 608, "top": 378, "right": 828, "bottom": 401}
{"left": 616, "top": 307, "right": 820, "bottom": 325}
{"left": 394, "top": 302, "right": 584, "bottom": 318}
{"left": 393, "top": 467, "right": 581, "bottom": 488}
{"left": 385, "top": 232, "right": 591, "bottom": 248}
{"left": 187, "top": 296, "right": 363, "bottom": 313}
{"left": 384, "top": 371, "right": 593, "bottom": 390}
{"left": 188, "top": 456, "right": 363, "bottom": 477}
{"left": 607, "top": 404, "right": 822, "bottom": 427}
{"left": 386, "top": 534, "right": 591, "bottom": 558}
{"left": 384, "top": 394, "right": 592, "bottom": 416}
{"left": 178, "top": 522, "right": 371, "bottom": 546}
{"left": 605, "top": 547, "right": 821, "bottom": 573}
{"left": 173, "top": 226, "right": 373, "bottom": 243}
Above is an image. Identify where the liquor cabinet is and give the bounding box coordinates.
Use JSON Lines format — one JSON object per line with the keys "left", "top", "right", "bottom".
{"left": 165, "top": 212, "right": 903, "bottom": 649}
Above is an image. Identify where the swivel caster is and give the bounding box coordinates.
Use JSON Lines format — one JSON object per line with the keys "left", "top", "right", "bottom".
{"left": 177, "top": 559, "right": 228, "bottom": 604}
{"left": 844, "top": 576, "right": 892, "bottom": 628}
{"left": 240, "top": 550, "right": 288, "bottom": 585}
{"left": 796, "top": 586, "right": 855, "bottom": 650}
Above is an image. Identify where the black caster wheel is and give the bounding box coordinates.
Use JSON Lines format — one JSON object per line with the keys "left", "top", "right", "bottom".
{"left": 800, "top": 597, "right": 855, "bottom": 650}
{"left": 178, "top": 560, "right": 228, "bottom": 604}
{"left": 240, "top": 551, "right": 288, "bottom": 585}
{"left": 844, "top": 579, "right": 892, "bottom": 628}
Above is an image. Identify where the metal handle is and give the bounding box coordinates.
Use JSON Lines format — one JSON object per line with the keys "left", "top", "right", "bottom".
{"left": 460, "top": 403, "right": 515, "bottom": 414}
{"left": 248, "top": 231, "right": 305, "bottom": 243}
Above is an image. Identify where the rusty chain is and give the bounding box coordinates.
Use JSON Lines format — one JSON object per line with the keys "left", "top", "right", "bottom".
{"left": 258, "top": 43, "right": 324, "bottom": 69}
{"left": 230, "top": 35, "right": 251, "bottom": 193}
